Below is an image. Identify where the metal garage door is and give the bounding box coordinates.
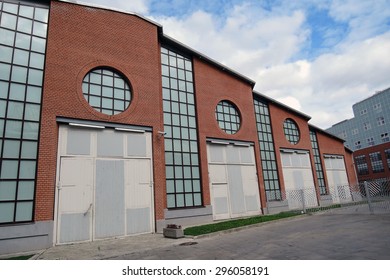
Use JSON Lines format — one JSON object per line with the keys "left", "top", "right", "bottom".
{"left": 55, "top": 124, "right": 154, "bottom": 244}
{"left": 280, "top": 149, "right": 317, "bottom": 209}
{"left": 324, "top": 155, "right": 352, "bottom": 203}
{"left": 207, "top": 141, "right": 261, "bottom": 220}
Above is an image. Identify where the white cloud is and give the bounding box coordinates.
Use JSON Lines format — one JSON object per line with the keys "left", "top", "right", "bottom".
{"left": 153, "top": 4, "right": 309, "bottom": 76}
{"left": 258, "top": 31, "right": 390, "bottom": 128}
{"left": 82, "top": 0, "right": 149, "bottom": 14}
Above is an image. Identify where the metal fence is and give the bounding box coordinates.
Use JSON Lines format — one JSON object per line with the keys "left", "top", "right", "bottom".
{"left": 265, "top": 178, "right": 390, "bottom": 215}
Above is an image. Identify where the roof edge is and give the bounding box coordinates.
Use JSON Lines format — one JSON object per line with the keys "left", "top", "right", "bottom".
{"left": 309, "top": 123, "right": 346, "bottom": 143}
{"left": 253, "top": 91, "right": 311, "bottom": 121}
{"left": 161, "top": 34, "right": 256, "bottom": 88}
{"left": 57, "top": 0, "right": 163, "bottom": 32}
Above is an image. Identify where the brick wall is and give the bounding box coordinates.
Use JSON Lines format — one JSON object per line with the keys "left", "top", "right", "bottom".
{"left": 35, "top": 1, "right": 166, "bottom": 221}
{"left": 192, "top": 58, "right": 266, "bottom": 206}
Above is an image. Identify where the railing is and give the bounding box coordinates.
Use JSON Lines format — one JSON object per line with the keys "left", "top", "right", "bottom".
{"left": 265, "top": 178, "right": 390, "bottom": 215}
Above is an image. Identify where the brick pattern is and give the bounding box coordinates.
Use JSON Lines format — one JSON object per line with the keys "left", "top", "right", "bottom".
{"left": 193, "top": 58, "right": 264, "bottom": 207}
{"left": 35, "top": 1, "right": 165, "bottom": 221}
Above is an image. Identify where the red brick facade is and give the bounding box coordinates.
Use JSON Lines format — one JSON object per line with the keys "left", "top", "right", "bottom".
{"left": 36, "top": 1, "right": 165, "bottom": 221}
{"left": 34, "top": 0, "right": 356, "bottom": 224}
{"left": 193, "top": 58, "right": 264, "bottom": 207}
{"left": 353, "top": 142, "right": 390, "bottom": 182}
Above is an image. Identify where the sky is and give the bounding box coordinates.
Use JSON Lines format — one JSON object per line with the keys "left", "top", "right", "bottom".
{"left": 79, "top": 0, "right": 390, "bottom": 129}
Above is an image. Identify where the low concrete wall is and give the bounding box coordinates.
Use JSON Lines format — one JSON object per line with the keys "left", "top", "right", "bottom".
{"left": 0, "top": 221, "right": 53, "bottom": 256}
{"left": 156, "top": 206, "right": 213, "bottom": 232}
{"left": 263, "top": 200, "right": 290, "bottom": 214}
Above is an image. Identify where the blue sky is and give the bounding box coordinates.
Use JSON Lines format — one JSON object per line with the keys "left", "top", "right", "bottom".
{"left": 78, "top": 0, "right": 390, "bottom": 129}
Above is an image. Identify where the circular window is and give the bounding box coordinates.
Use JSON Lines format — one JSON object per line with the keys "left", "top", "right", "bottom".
{"left": 82, "top": 68, "right": 131, "bottom": 115}
{"left": 283, "top": 118, "right": 300, "bottom": 144}
{"left": 215, "top": 100, "right": 241, "bottom": 134}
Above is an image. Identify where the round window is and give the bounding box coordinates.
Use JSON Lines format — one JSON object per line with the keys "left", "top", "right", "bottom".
{"left": 283, "top": 118, "right": 300, "bottom": 144}
{"left": 82, "top": 68, "right": 131, "bottom": 115}
{"left": 215, "top": 100, "right": 241, "bottom": 134}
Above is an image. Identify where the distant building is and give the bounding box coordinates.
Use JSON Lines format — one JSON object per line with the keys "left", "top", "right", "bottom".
{"left": 327, "top": 88, "right": 390, "bottom": 182}
{"left": 327, "top": 87, "right": 390, "bottom": 151}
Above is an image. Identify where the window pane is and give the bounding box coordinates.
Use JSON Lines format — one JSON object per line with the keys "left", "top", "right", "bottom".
{"left": 35, "top": 8, "right": 49, "bottom": 23}
{"left": 0, "top": 63, "right": 11, "bottom": 80}
{"left": 176, "top": 194, "right": 184, "bottom": 207}
{"left": 167, "top": 194, "right": 175, "bottom": 208}
{"left": 0, "top": 81, "right": 9, "bottom": 98}
{"left": 15, "top": 33, "right": 31, "bottom": 50}
{"left": 0, "top": 12, "right": 17, "bottom": 29}
{"left": 0, "top": 45, "right": 13, "bottom": 63}
{"left": 5, "top": 120, "right": 23, "bottom": 138}
{"left": 28, "top": 69, "right": 43, "bottom": 85}
{"left": 1, "top": 160, "right": 19, "bottom": 179}
{"left": 17, "top": 180, "right": 35, "bottom": 200}
{"left": 23, "top": 121, "right": 39, "bottom": 140}
{"left": 24, "top": 103, "right": 40, "bottom": 121}
{"left": 0, "top": 100, "right": 6, "bottom": 117}
{"left": 19, "top": 6, "right": 34, "bottom": 18}
{"left": 185, "top": 194, "right": 193, "bottom": 207}
{"left": 15, "top": 201, "right": 33, "bottom": 222}
{"left": 21, "top": 141, "right": 37, "bottom": 159}
{"left": 26, "top": 86, "right": 41, "bottom": 103}
{"left": 32, "top": 21, "right": 47, "bottom": 37}
{"left": 0, "top": 203, "right": 15, "bottom": 223}
{"left": 0, "top": 28, "right": 15, "bottom": 46}
{"left": 0, "top": 181, "right": 17, "bottom": 201}
{"left": 17, "top": 17, "right": 33, "bottom": 33}
{"left": 19, "top": 161, "right": 36, "bottom": 179}
{"left": 0, "top": 122, "right": 3, "bottom": 139}
{"left": 7, "top": 101, "right": 24, "bottom": 119}
{"left": 3, "top": 140, "right": 20, "bottom": 158}
{"left": 9, "top": 83, "right": 26, "bottom": 101}
{"left": 3, "top": 3, "right": 18, "bottom": 14}
{"left": 31, "top": 36, "right": 46, "bottom": 53}
{"left": 13, "top": 49, "right": 30, "bottom": 66}
{"left": 29, "top": 52, "right": 45, "bottom": 69}
{"left": 11, "top": 66, "right": 28, "bottom": 83}
{"left": 194, "top": 193, "right": 202, "bottom": 206}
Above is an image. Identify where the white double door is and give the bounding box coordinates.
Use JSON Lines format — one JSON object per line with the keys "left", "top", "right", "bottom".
{"left": 55, "top": 125, "right": 154, "bottom": 244}
{"left": 207, "top": 142, "right": 261, "bottom": 220}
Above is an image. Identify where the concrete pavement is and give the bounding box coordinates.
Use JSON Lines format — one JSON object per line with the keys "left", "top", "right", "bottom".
{"left": 26, "top": 208, "right": 390, "bottom": 260}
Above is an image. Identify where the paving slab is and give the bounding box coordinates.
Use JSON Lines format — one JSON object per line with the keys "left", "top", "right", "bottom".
{"left": 30, "top": 210, "right": 390, "bottom": 260}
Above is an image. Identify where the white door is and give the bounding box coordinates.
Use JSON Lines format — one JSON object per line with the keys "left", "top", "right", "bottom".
{"left": 280, "top": 150, "right": 318, "bottom": 209}
{"left": 324, "top": 156, "right": 351, "bottom": 203}
{"left": 207, "top": 142, "right": 261, "bottom": 220}
{"left": 56, "top": 157, "right": 94, "bottom": 244}
{"left": 124, "top": 159, "right": 154, "bottom": 235}
{"left": 55, "top": 125, "right": 154, "bottom": 244}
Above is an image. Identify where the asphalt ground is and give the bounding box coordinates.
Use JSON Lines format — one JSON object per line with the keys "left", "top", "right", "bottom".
{"left": 30, "top": 208, "right": 390, "bottom": 260}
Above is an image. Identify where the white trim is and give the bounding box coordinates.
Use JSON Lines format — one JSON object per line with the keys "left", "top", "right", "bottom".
{"left": 69, "top": 123, "right": 105, "bottom": 129}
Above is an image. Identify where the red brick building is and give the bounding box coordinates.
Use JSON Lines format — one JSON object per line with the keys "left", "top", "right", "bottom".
{"left": 0, "top": 0, "right": 357, "bottom": 255}
{"left": 353, "top": 142, "right": 390, "bottom": 182}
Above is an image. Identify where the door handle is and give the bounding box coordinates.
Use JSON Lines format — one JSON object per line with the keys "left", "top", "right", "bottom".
{"left": 84, "top": 203, "right": 92, "bottom": 216}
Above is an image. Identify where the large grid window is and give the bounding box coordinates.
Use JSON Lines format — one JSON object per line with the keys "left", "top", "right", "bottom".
{"left": 385, "top": 149, "right": 390, "bottom": 170}
{"left": 355, "top": 155, "right": 369, "bottom": 175}
{"left": 369, "top": 152, "right": 384, "bottom": 173}
{"left": 82, "top": 68, "right": 131, "bottom": 115}
{"left": 0, "top": 1, "right": 48, "bottom": 224}
{"left": 283, "top": 118, "right": 300, "bottom": 144}
{"left": 253, "top": 97, "right": 281, "bottom": 201}
{"left": 310, "top": 130, "right": 327, "bottom": 195}
{"left": 215, "top": 100, "right": 241, "bottom": 135}
{"left": 161, "top": 46, "right": 202, "bottom": 208}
